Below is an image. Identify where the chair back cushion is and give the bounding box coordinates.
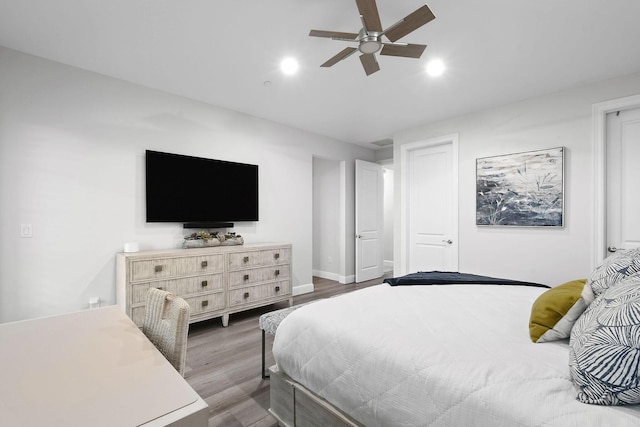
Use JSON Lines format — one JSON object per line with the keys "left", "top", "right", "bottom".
{"left": 143, "top": 288, "right": 191, "bottom": 375}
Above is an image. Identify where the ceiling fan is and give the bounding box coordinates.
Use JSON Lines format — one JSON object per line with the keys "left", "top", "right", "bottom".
{"left": 309, "top": 0, "right": 435, "bottom": 76}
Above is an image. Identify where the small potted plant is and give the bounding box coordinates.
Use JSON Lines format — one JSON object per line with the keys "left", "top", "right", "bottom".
{"left": 221, "top": 231, "right": 244, "bottom": 246}
{"left": 183, "top": 231, "right": 222, "bottom": 248}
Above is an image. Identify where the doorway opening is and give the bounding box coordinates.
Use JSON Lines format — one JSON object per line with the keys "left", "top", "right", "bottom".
{"left": 312, "top": 157, "right": 394, "bottom": 284}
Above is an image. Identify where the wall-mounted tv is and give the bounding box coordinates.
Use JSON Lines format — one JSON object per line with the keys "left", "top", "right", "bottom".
{"left": 145, "top": 150, "right": 258, "bottom": 226}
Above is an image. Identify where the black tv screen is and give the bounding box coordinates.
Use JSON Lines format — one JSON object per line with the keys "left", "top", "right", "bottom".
{"left": 145, "top": 150, "right": 258, "bottom": 223}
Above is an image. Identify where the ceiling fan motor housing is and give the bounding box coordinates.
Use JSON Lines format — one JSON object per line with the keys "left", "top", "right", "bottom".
{"left": 358, "top": 32, "right": 382, "bottom": 54}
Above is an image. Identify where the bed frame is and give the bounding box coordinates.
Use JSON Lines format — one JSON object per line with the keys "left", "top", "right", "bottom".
{"left": 269, "top": 366, "right": 364, "bottom": 427}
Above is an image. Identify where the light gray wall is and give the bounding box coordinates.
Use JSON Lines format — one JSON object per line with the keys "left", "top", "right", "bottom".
{"left": 0, "top": 46, "right": 375, "bottom": 322}
{"left": 394, "top": 71, "right": 640, "bottom": 286}
{"left": 312, "top": 157, "right": 341, "bottom": 279}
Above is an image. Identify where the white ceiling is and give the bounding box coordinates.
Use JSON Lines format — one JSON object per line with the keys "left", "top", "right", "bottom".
{"left": 1, "top": 0, "right": 640, "bottom": 149}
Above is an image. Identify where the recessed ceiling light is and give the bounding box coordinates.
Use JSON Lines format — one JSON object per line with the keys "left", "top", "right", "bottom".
{"left": 426, "top": 59, "right": 445, "bottom": 77}
{"left": 280, "top": 58, "right": 299, "bottom": 75}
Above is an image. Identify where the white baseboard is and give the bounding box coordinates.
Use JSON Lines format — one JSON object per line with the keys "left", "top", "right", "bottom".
{"left": 340, "top": 275, "right": 355, "bottom": 284}
{"left": 384, "top": 260, "right": 394, "bottom": 272}
{"left": 312, "top": 269, "right": 341, "bottom": 282}
{"left": 292, "top": 283, "right": 314, "bottom": 296}
{"left": 313, "top": 269, "right": 355, "bottom": 285}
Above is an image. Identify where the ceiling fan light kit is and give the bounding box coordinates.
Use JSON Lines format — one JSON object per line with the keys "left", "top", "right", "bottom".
{"left": 358, "top": 34, "right": 382, "bottom": 54}
{"left": 309, "top": 0, "right": 435, "bottom": 76}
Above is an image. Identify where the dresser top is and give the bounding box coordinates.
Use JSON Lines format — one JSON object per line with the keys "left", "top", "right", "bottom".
{"left": 118, "top": 242, "right": 291, "bottom": 259}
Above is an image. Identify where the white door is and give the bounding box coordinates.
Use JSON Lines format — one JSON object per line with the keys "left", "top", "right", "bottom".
{"left": 401, "top": 136, "right": 458, "bottom": 275}
{"left": 606, "top": 107, "right": 640, "bottom": 254}
{"left": 355, "top": 159, "right": 384, "bottom": 282}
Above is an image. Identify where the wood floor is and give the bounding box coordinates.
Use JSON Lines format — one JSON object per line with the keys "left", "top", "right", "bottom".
{"left": 184, "top": 274, "right": 390, "bottom": 426}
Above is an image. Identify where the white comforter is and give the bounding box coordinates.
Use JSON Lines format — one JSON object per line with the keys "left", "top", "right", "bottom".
{"left": 273, "top": 284, "right": 640, "bottom": 426}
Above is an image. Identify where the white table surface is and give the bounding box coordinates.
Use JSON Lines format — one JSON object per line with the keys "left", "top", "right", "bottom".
{"left": 0, "top": 306, "right": 207, "bottom": 426}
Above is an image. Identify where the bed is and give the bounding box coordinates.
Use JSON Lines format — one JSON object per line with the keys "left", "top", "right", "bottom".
{"left": 269, "top": 264, "right": 640, "bottom": 426}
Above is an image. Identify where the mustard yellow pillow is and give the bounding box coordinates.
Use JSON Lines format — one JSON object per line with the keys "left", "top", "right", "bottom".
{"left": 529, "top": 279, "right": 587, "bottom": 343}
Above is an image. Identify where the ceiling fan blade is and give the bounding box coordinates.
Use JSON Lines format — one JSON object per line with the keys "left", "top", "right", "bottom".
{"left": 384, "top": 5, "right": 436, "bottom": 42}
{"left": 321, "top": 47, "right": 358, "bottom": 67}
{"left": 380, "top": 43, "right": 427, "bottom": 59}
{"left": 355, "top": 0, "right": 383, "bottom": 32}
{"left": 359, "top": 53, "right": 380, "bottom": 76}
{"left": 309, "top": 30, "right": 359, "bottom": 40}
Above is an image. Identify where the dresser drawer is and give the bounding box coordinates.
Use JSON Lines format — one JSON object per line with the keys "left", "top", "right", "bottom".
{"left": 228, "top": 280, "right": 291, "bottom": 308}
{"left": 130, "top": 254, "right": 224, "bottom": 281}
{"left": 228, "top": 265, "right": 290, "bottom": 288}
{"left": 261, "top": 248, "right": 291, "bottom": 265}
{"left": 185, "top": 292, "right": 226, "bottom": 315}
{"left": 229, "top": 248, "right": 291, "bottom": 269}
{"left": 131, "top": 273, "right": 224, "bottom": 304}
{"left": 228, "top": 251, "right": 262, "bottom": 269}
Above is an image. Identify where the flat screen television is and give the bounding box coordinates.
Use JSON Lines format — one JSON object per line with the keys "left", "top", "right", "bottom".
{"left": 145, "top": 150, "right": 258, "bottom": 226}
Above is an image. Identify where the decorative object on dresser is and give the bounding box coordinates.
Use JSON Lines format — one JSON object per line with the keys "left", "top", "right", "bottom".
{"left": 117, "top": 243, "right": 292, "bottom": 327}
{"left": 182, "top": 231, "right": 244, "bottom": 248}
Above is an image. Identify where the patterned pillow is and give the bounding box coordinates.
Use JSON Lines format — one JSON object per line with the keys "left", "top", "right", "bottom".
{"left": 582, "top": 248, "right": 640, "bottom": 305}
{"left": 529, "top": 279, "right": 588, "bottom": 343}
{"left": 569, "top": 275, "right": 640, "bottom": 405}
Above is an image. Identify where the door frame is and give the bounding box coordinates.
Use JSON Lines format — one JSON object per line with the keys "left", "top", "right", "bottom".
{"left": 592, "top": 93, "right": 640, "bottom": 268}
{"left": 398, "top": 133, "right": 459, "bottom": 276}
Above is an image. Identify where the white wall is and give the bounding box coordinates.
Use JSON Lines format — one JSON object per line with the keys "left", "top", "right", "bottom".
{"left": 394, "top": 71, "right": 640, "bottom": 286}
{"left": 312, "top": 157, "right": 341, "bottom": 280}
{"left": 0, "top": 46, "right": 375, "bottom": 322}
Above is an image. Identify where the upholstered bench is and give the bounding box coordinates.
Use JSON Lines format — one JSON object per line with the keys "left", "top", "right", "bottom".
{"left": 259, "top": 302, "right": 315, "bottom": 379}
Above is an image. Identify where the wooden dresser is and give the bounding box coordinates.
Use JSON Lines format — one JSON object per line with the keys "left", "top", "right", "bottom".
{"left": 116, "top": 243, "right": 292, "bottom": 327}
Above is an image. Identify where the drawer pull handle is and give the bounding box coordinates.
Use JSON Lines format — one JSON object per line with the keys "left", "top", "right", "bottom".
{"left": 243, "top": 256, "right": 249, "bottom": 263}
{"left": 201, "top": 280, "right": 208, "bottom": 287}
{"left": 201, "top": 260, "right": 208, "bottom": 268}
{"left": 275, "top": 286, "right": 280, "bottom": 292}
{"left": 154, "top": 265, "right": 163, "bottom": 273}
{"left": 244, "top": 274, "right": 249, "bottom": 281}
{"left": 275, "top": 269, "right": 280, "bottom": 276}
{"left": 243, "top": 292, "right": 250, "bottom": 299}
{"left": 274, "top": 253, "right": 280, "bottom": 260}
{"left": 156, "top": 286, "right": 164, "bottom": 291}
{"left": 202, "top": 300, "right": 209, "bottom": 307}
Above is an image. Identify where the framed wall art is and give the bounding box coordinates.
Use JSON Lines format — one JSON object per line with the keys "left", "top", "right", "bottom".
{"left": 476, "top": 147, "right": 564, "bottom": 227}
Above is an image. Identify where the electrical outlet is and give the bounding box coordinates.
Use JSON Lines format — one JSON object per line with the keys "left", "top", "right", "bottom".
{"left": 20, "top": 224, "right": 33, "bottom": 238}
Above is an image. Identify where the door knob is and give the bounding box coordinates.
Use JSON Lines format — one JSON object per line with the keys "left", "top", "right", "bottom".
{"left": 442, "top": 239, "right": 453, "bottom": 244}
{"left": 355, "top": 235, "right": 362, "bottom": 239}
{"left": 608, "top": 246, "right": 619, "bottom": 253}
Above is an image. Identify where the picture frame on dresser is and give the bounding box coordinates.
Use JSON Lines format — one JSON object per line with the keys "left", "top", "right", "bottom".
{"left": 116, "top": 243, "right": 292, "bottom": 327}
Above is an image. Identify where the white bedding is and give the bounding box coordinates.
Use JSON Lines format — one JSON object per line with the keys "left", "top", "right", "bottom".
{"left": 272, "top": 284, "right": 640, "bottom": 426}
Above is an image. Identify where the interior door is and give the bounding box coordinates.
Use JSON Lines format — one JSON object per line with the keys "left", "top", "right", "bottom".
{"left": 606, "top": 107, "right": 640, "bottom": 254}
{"left": 402, "top": 138, "right": 458, "bottom": 274}
{"left": 355, "top": 159, "right": 383, "bottom": 282}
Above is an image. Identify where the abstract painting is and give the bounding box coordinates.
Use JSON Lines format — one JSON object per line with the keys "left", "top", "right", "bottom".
{"left": 476, "top": 147, "right": 564, "bottom": 226}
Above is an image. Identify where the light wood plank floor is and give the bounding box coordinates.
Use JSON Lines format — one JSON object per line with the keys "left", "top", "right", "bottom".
{"left": 184, "top": 274, "right": 390, "bottom": 426}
